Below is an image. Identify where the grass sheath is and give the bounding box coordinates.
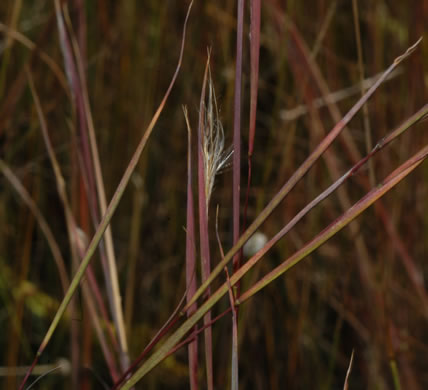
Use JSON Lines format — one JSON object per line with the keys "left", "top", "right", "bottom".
{"left": 184, "top": 106, "right": 199, "bottom": 390}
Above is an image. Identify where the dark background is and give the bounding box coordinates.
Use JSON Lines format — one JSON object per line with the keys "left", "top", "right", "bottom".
{"left": 0, "top": 1, "right": 427, "bottom": 389}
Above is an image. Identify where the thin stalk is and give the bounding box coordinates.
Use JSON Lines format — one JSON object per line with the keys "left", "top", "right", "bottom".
{"left": 184, "top": 106, "right": 198, "bottom": 390}
{"left": 352, "top": 0, "right": 375, "bottom": 185}
{"left": 243, "top": 0, "right": 261, "bottom": 275}
{"left": 215, "top": 206, "right": 238, "bottom": 390}
{"left": 232, "top": 0, "right": 245, "bottom": 273}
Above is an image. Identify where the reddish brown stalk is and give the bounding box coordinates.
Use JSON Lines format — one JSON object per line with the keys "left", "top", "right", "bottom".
{"left": 184, "top": 106, "right": 199, "bottom": 390}
{"left": 352, "top": 0, "right": 375, "bottom": 185}
{"left": 75, "top": 0, "right": 87, "bottom": 70}
{"left": 243, "top": 0, "right": 261, "bottom": 285}
{"left": 248, "top": 0, "right": 260, "bottom": 160}
{"left": 73, "top": 6, "right": 91, "bottom": 385}
{"left": 215, "top": 206, "right": 238, "bottom": 390}
{"left": 232, "top": 0, "right": 245, "bottom": 274}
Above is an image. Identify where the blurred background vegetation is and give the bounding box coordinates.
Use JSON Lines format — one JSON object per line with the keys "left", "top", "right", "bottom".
{"left": 0, "top": 0, "right": 427, "bottom": 389}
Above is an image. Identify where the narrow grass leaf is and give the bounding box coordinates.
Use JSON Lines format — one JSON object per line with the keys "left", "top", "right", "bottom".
{"left": 232, "top": 0, "right": 245, "bottom": 273}
{"left": 242, "top": 0, "right": 261, "bottom": 293}
{"left": 184, "top": 106, "right": 199, "bottom": 390}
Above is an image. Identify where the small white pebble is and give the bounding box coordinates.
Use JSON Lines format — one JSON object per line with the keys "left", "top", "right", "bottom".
{"left": 243, "top": 231, "right": 268, "bottom": 257}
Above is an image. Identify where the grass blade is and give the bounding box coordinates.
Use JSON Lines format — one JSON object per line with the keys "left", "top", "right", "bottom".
{"left": 184, "top": 106, "right": 199, "bottom": 390}
{"left": 232, "top": 0, "right": 245, "bottom": 274}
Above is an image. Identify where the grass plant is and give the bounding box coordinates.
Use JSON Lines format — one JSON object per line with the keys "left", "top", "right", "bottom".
{"left": 0, "top": 1, "right": 427, "bottom": 389}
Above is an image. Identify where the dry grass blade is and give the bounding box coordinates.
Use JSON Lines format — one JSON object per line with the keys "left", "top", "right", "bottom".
{"left": 352, "top": 0, "right": 375, "bottom": 185}
{"left": 232, "top": 0, "right": 245, "bottom": 275}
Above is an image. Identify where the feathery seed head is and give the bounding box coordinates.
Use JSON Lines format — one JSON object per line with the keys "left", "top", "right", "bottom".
{"left": 202, "top": 67, "right": 233, "bottom": 209}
